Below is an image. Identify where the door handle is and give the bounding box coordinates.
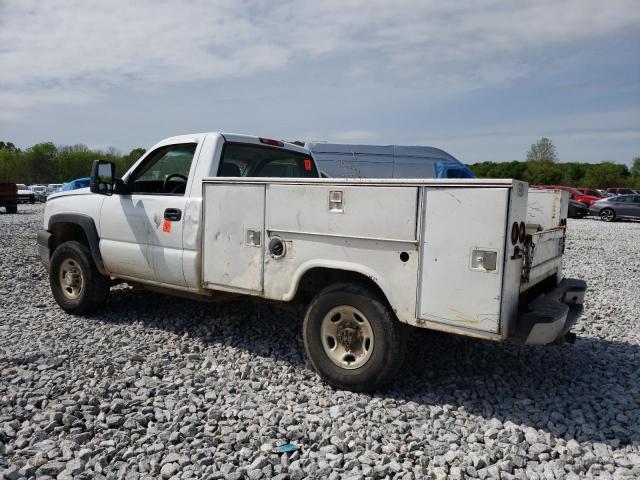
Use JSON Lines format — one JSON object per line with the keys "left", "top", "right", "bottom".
{"left": 164, "top": 208, "right": 182, "bottom": 221}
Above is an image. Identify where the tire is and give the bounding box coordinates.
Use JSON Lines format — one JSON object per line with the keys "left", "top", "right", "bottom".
{"left": 303, "top": 283, "right": 404, "bottom": 392}
{"left": 49, "top": 241, "right": 109, "bottom": 315}
{"left": 600, "top": 208, "right": 615, "bottom": 222}
{"left": 29, "top": 196, "right": 35, "bottom": 204}
{"left": 6, "top": 203, "right": 17, "bottom": 214}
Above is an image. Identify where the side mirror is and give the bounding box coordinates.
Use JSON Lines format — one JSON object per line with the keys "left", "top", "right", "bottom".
{"left": 90, "top": 160, "right": 116, "bottom": 195}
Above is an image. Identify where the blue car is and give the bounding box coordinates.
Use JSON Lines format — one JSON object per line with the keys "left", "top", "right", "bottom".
{"left": 60, "top": 177, "right": 91, "bottom": 191}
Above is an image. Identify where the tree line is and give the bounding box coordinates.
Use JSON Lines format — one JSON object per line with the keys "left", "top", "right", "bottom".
{"left": 470, "top": 138, "right": 640, "bottom": 189}
{"left": 1, "top": 137, "right": 639, "bottom": 188}
{"left": 0, "top": 141, "right": 146, "bottom": 185}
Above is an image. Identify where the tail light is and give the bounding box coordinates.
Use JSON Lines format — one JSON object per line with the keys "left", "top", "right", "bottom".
{"left": 519, "top": 221, "right": 526, "bottom": 243}
{"left": 510, "top": 222, "right": 519, "bottom": 245}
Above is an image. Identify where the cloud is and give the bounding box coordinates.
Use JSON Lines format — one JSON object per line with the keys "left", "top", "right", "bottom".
{"left": 1, "top": 0, "right": 638, "bottom": 118}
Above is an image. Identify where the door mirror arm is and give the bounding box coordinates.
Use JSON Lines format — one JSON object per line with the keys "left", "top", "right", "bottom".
{"left": 114, "top": 178, "right": 130, "bottom": 194}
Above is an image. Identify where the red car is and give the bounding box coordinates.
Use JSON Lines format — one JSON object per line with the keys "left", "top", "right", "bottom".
{"left": 534, "top": 185, "right": 601, "bottom": 206}
{"left": 576, "top": 188, "right": 606, "bottom": 202}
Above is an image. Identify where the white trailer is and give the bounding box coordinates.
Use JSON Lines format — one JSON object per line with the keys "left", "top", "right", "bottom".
{"left": 38, "top": 133, "right": 586, "bottom": 391}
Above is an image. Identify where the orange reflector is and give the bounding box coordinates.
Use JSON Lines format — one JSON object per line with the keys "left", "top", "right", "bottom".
{"left": 304, "top": 158, "right": 312, "bottom": 171}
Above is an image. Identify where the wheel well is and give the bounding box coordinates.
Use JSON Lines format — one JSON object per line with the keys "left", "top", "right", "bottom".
{"left": 294, "top": 267, "right": 390, "bottom": 307}
{"left": 50, "top": 222, "right": 90, "bottom": 252}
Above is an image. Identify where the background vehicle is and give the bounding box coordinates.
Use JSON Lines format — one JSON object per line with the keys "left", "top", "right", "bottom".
{"left": 589, "top": 195, "right": 640, "bottom": 222}
{"left": 30, "top": 185, "right": 48, "bottom": 202}
{"left": 38, "top": 132, "right": 585, "bottom": 392}
{"left": 16, "top": 183, "right": 36, "bottom": 204}
{"left": 596, "top": 189, "right": 613, "bottom": 197}
{"left": 535, "top": 185, "right": 600, "bottom": 206}
{"left": 606, "top": 187, "right": 634, "bottom": 196}
{"left": 0, "top": 183, "right": 18, "bottom": 213}
{"left": 60, "top": 177, "right": 90, "bottom": 191}
{"left": 45, "top": 184, "right": 64, "bottom": 200}
{"left": 568, "top": 199, "right": 589, "bottom": 218}
{"left": 576, "top": 187, "right": 605, "bottom": 199}
{"left": 305, "top": 142, "right": 476, "bottom": 179}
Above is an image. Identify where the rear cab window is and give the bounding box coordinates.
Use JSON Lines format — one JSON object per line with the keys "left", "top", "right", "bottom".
{"left": 218, "top": 143, "right": 318, "bottom": 178}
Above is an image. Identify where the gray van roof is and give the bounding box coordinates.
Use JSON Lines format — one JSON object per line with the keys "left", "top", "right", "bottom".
{"left": 305, "top": 142, "right": 459, "bottom": 161}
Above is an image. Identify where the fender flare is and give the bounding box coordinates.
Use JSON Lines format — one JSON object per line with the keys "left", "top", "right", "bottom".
{"left": 48, "top": 213, "right": 107, "bottom": 275}
{"left": 283, "top": 259, "right": 387, "bottom": 301}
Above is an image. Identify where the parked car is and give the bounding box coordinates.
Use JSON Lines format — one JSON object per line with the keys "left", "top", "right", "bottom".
{"left": 596, "top": 189, "right": 613, "bottom": 197}
{"left": 606, "top": 187, "right": 634, "bottom": 196}
{"left": 535, "top": 185, "right": 600, "bottom": 206}
{"left": 576, "top": 188, "right": 605, "bottom": 199}
{"left": 30, "top": 185, "right": 48, "bottom": 202}
{"left": 16, "top": 183, "right": 36, "bottom": 204}
{"left": 60, "top": 177, "right": 91, "bottom": 191}
{"left": 46, "top": 184, "right": 64, "bottom": 200}
{"left": 0, "top": 182, "right": 18, "bottom": 213}
{"left": 568, "top": 199, "right": 589, "bottom": 218}
{"left": 589, "top": 195, "right": 640, "bottom": 222}
{"left": 38, "top": 132, "right": 585, "bottom": 391}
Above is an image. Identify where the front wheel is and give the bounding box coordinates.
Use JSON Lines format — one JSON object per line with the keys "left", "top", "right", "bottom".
{"left": 50, "top": 241, "right": 109, "bottom": 314}
{"left": 600, "top": 208, "right": 615, "bottom": 222}
{"left": 303, "top": 283, "right": 404, "bottom": 392}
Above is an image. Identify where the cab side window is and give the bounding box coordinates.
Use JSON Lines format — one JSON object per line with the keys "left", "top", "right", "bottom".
{"left": 129, "top": 144, "right": 196, "bottom": 195}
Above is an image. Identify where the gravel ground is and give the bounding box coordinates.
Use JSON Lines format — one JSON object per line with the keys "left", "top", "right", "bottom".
{"left": 1, "top": 204, "right": 639, "bottom": 480}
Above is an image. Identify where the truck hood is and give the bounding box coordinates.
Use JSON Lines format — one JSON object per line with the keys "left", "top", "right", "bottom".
{"left": 47, "top": 187, "right": 91, "bottom": 201}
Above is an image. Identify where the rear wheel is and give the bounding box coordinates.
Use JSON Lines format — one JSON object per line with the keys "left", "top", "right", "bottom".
{"left": 6, "top": 203, "right": 17, "bottom": 214}
{"left": 600, "top": 208, "right": 615, "bottom": 222}
{"left": 50, "top": 241, "right": 109, "bottom": 314}
{"left": 303, "top": 283, "right": 404, "bottom": 392}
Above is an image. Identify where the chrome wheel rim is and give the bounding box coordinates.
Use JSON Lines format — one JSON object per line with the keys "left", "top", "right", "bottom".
{"left": 601, "top": 210, "right": 613, "bottom": 221}
{"left": 59, "top": 258, "right": 83, "bottom": 300}
{"left": 320, "top": 306, "right": 374, "bottom": 370}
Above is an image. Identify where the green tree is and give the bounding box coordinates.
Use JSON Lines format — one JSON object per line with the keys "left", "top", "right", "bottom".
{"left": 116, "top": 147, "right": 147, "bottom": 173}
{"left": 0, "top": 141, "right": 19, "bottom": 153}
{"left": 581, "top": 162, "right": 630, "bottom": 189}
{"left": 526, "top": 137, "right": 558, "bottom": 163}
{"left": 22, "top": 142, "right": 57, "bottom": 183}
{"left": 631, "top": 156, "right": 640, "bottom": 178}
{"left": 0, "top": 149, "right": 20, "bottom": 182}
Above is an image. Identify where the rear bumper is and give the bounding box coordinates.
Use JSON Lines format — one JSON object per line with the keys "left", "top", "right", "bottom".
{"left": 514, "top": 278, "right": 587, "bottom": 345}
{"left": 37, "top": 229, "right": 52, "bottom": 270}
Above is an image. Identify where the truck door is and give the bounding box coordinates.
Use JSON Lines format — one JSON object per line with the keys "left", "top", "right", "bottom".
{"left": 99, "top": 143, "right": 198, "bottom": 286}
{"left": 418, "top": 187, "right": 509, "bottom": 333}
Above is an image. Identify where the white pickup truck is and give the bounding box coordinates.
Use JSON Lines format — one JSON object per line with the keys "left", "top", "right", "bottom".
{"left": 38, "top": 132, "right": 586, "bottom": 391}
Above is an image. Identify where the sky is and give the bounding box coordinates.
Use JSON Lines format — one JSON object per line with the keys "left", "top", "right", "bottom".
{"left": 1, "top": 0, "right": 639, "bottom": 164}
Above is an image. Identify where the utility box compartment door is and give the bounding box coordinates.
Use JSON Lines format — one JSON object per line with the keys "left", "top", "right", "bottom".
{"left": 203, "top": 183, "right": 265, "bottom": 293}
{"left": 418, "top": 188, "right": 508, "bottom": 333}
